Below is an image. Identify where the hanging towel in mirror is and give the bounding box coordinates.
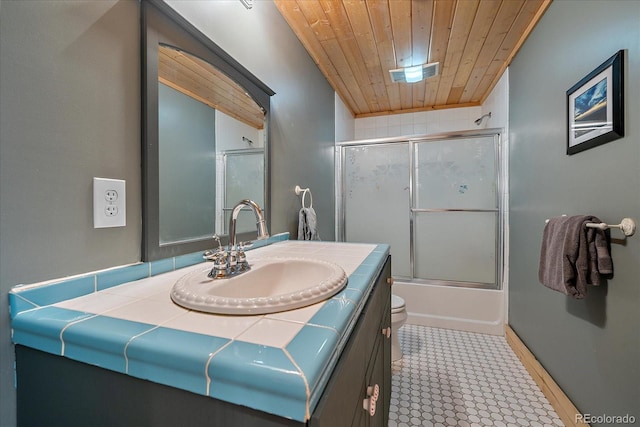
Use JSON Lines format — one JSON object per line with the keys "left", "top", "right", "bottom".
{"left": 298, "top": 207, "right": 321, "bottom": 241}
{"left": 538, "top": 215, "right": 612, "bottom": 298}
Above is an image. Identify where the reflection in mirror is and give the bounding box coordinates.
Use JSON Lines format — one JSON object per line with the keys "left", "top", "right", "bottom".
{"left": 223, "top": 149, "right": 265, "bottom": 234}
{"left": 142, "top": 0, "right": 274, "bottom": 261}
{"left": 157, "top": 45, "right": 266, "bottom": 245}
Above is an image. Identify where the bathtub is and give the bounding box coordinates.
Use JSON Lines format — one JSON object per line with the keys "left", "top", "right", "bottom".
{"left": 392, "top": 281, "right": 505, "bottom": 336}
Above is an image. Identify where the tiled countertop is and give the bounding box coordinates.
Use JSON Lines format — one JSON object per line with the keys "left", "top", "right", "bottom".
{"left": 10, "top": 238, "right": 390, "bottom": 422}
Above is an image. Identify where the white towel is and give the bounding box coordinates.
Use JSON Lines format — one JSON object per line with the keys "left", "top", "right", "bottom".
{"left": 298, "top": 207, "right": 321, "bottom": 240}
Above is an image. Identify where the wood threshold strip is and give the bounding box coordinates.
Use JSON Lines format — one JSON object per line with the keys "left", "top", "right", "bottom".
{"left": 504, "top": 325, "right": 590, "bottom": 427}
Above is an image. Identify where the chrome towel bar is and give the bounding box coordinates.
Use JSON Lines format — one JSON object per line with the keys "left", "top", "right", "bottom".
{"left": 585, "top": 218, "right": 636, "bottom": 236}
{"left": 545, "top": 216, "right": 636, "bottom": 237}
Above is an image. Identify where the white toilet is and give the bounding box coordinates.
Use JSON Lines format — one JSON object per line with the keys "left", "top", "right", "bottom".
{"left": 391, "top": 294, "right": 408, "bottom": 361}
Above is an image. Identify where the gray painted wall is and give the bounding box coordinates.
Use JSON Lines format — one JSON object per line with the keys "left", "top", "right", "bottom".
{"left": 0, "top": 1, "right": 335, "bottom": 425}
{"left": 509, "top": 1, "right": 639, "bottom": 423}
{"left": 0, "top": 2, "right": 141, "bottom": 425}
{"left": 158, "top": 83, "right": 216, "bottom": 244}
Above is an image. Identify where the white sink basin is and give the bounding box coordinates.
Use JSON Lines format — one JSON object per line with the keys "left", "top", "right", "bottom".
{"left": 170, "top": 257, "right": 348, "bottom": 315}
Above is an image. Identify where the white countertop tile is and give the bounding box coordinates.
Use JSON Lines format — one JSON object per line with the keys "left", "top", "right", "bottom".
{"left": 235, "top": 317, "right": 306, "bottom": 348}
{"left": 11, "top": 239, "right": 390, "bottom": 423}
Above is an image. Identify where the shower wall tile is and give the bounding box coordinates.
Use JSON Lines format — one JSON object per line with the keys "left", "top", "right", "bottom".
{"left": 355, "top": 106, "right": 482, "bottom": 140}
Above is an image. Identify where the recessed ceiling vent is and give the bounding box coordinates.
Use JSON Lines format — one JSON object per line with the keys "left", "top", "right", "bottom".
{"left": 389, "top": 62, "right": 439, "bottom": 83}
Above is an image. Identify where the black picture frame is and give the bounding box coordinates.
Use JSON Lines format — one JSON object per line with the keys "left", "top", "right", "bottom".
{"left": 566, "top": 50, "right": 624, "bottom": 155}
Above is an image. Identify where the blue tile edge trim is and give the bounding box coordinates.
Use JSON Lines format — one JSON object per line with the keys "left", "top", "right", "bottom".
{"left": 208, "top": 340, "right": 308, "bottom": 421}
{"left": 286, "top": 325, "right": 339, "bottom": 414}
{"left": 305, "top": 243, "right": 390, "bottom": 414}
{"left": 8, "top": 236, "right": 388, "bottom": 424}
{"left": 11, "top": 307, "right": 96, "bottom": 356}
{"left": 8, "top": 233, "right": 291, "bottom": 319}
{"left": 126, "top": 327, "right": 230, "bottom": 397}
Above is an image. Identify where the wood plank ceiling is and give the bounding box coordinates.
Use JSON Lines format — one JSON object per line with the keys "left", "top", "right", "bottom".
{"left": 158, "top": 45, "right": 265, "bottom": 129}
{"left": 275, "top": 0, "right": 551, "bottom": 118}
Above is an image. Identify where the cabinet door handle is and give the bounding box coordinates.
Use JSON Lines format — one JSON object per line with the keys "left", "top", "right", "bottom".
{"left": 387, "top": 277, "right": 394, "bottom": 285}
{"left": 363, "top": 396, "right": 377, "bottom": 416}
{"left": 369, "top": 397, "right": 377, "bottom": 416}
{"left": 381, "top": 327, "right": 391, "bottom": 338}
{"left": 366, "top": 384, "right": 379, "bottom": 398}
{"left": 363, "top": 384, "right": 380, "bottom": 416}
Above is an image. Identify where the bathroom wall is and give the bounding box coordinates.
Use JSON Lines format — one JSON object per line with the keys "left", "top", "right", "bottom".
{"left": 0, "top": 3, "right": 141, "bottom": 425}
{"left": 354, "top": 105, "right": 481, "bottom": 140}
{"left": 335, "top": 94, "right": 355, "bottom": 143}
{"left": 509, "top": 1, "right": 640, "bottom": 423}
{"left": 158, "top": 83, "right": 216, "bottom": 244}
{"left": 0, "top": 1, "right": 336, "bottom": 425}
{"left": 482, "top": 70, "right": 510, "bottom": 324}
{"left": 334, "top": 94, "right": 355, "bottom": 239}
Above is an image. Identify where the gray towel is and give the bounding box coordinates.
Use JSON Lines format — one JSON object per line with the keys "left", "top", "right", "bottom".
{"left": 298, "top": 207, "right": 321, "bottom": 241}
{"left": 538, "top": 215, "right": 612, "bottom": 299}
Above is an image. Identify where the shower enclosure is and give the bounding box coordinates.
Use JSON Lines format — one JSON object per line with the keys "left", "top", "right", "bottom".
{"left": 219, "top": 148, "right": 265, "bottom": 235}
{"left": 337, "top": 130, "right": 503, "bottom": 289}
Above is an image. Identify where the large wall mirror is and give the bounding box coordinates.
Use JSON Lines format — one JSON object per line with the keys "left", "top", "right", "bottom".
{"left": 142, "top": 0, "right": 274, "bottom": 261}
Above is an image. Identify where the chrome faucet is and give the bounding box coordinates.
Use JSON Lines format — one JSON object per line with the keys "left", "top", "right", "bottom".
{"left": 204, "top": 199, "right": 269, "bottom": 279}
{"left": 228, "top": 199, "right": 269, "bottom": 248}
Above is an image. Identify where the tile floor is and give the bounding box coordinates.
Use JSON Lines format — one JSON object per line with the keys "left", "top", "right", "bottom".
{"left": 390, "top": 325, "right": 565, "bottom": 427}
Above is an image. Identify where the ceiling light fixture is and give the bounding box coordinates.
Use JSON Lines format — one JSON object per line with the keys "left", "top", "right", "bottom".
{"left": 389, "top": 62, "right": 439, "bottom": 83}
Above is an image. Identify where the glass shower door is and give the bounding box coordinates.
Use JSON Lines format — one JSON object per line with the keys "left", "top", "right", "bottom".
{"left": 223, "top": 149, "right": 264, "bottom": 234}
{"left": 342, "top": 143, "right": 411, "bottom": 278}
{"left": 338, "top": 132, "right": 502, "bottom": 288}
{"left": 412, "top": 136, "right": 499, "bottom": 286}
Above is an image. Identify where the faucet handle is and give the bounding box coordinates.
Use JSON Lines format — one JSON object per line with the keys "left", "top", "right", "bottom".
{"left": 236, "top": 241, "right": 253, "bottom": 262}
{"left": 204, "top": 235, "right": 225, "bottom": 261}
{"left": 207, "top": 252, "right": 229, "bottom": 279}
{"left": 212, "top": 234, "right": 223, "bottom": 250}
{"left": 236, "top": 242, "right": 251, "bottom": 271}
{"left": 238, "top": 241, "right": 253, "bottom": 250}
{"left": 203, "top": 249, "right": 217, "bottom": 261}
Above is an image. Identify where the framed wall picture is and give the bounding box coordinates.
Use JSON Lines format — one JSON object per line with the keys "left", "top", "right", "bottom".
{"left": 566, "top": 50, "right": 624, "bottom": 155}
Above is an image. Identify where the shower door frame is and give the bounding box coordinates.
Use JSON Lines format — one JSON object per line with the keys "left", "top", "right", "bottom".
{"left": 221, "top": 148, "right": 265, "bottom": 234}
{"left": 336, "top": 129, "right": 504, "bottom": 290}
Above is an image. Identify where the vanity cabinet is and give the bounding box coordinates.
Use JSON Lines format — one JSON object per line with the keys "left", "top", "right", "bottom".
{"left": 310, "top": 256, "right": 391, "bottom": 427}
{"left": 15, "top": 256, "right": 391, "bottom": 427}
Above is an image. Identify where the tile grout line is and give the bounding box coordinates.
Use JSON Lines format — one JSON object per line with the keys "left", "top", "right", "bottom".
{"left": 282, "top": 348, "right": 311, "bottom": 422}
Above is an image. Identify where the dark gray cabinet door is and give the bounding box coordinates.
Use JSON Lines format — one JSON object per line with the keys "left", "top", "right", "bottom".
{"left": 309, "top": 256, "right": 391, "bottom": 427}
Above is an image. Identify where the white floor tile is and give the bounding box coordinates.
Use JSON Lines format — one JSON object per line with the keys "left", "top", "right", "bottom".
{"left": 391, "top": 325, "right": 565, "bottom": 427}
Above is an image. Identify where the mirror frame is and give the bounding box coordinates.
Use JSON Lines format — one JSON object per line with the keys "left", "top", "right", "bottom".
{"left": 141, "top": 0, "right": 274, "bottom": 261}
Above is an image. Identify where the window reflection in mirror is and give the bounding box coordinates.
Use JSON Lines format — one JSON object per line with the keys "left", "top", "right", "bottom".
{"left": 223, "top": 149, "right": 264, "bottom": 235}
{"left": 157, "top": 45, "right": 266, "bottom": 245}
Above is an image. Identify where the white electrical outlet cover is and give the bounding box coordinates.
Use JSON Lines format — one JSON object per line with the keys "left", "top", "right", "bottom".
{"left": 93, "top": 177, "right": 126, "bottom": 228}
